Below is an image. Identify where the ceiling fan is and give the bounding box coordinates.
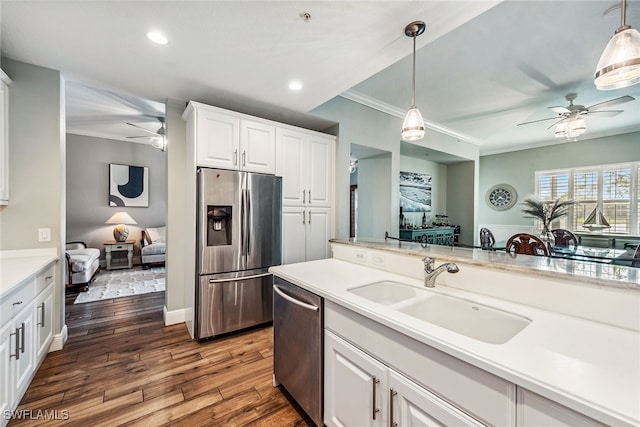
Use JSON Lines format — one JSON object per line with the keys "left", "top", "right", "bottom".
{"left": 517, "top": 93, "right": 635, "bottom": 140}
{"left": 126, "top": 116, "right": 166, "bottom": 151}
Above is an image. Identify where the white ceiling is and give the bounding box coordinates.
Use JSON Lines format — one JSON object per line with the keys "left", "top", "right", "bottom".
{"left": 2, "top": 1, "right": 640, "bottom": 155}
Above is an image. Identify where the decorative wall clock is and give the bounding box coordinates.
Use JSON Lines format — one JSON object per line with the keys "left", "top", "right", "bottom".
{"left": 486, "top": 184, "right": 517, "bottom": 211}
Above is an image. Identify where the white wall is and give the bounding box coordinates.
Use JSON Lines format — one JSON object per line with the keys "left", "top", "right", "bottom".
{"left": 357, "top": 154, "right": 392, "bottom": 238}
{"left": 0, "top": 58, "right": 66, "bottom": 337}
{"left": 66, "top": 134, "right": 167, "bottom": 264}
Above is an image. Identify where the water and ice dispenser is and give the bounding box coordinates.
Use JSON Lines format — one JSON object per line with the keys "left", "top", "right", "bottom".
{"left": 207, "top": 206, "right": 232, "bottom": 246}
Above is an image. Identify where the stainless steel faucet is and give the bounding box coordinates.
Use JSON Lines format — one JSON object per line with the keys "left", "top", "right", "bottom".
{"left": 422, "top": 257, "right": 459, "bottom": 287}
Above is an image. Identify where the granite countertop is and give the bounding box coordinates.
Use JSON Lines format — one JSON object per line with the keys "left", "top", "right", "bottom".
{"left": 0, "top": 248, "right": 58, "bottom": 298}
{"left": 270, "top": 258, "right": 640, "bottom": 427}
{"left": 330, "top": 238, "right": 640, "bottom": 289}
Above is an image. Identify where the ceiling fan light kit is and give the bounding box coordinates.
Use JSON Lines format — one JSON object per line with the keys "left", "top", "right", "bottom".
{"left": 595, "top": 0, "right": 640, "bottom": 90}
{"left": 126, "top": 116, "right": 167, "bottom": 151}
{"left": 401, "top": 21, "right": 426, "bottom": 141}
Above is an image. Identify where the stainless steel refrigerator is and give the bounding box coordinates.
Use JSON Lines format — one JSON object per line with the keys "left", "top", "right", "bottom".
{"left": 196, "top": 167, "right": 282, "bottom": 340}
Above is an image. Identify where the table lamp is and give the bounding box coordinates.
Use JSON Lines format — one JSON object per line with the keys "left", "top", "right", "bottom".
{"left": 106, "top": 212, "right": 137, "bottom": 242}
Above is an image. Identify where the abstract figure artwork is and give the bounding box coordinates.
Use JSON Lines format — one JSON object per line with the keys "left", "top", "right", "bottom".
{"left": 109, "top": 164, "right": 149, "bottom": 207}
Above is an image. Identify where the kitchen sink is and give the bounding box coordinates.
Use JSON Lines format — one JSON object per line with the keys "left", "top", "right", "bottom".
{"left": 398, "top": 294, "right": 530, "bottom": 344}
{"left": 348, "top": 281, "right": 418, "bottom": 305}
{"left": 348, "top": 280, "right": 530, "bottom": 344}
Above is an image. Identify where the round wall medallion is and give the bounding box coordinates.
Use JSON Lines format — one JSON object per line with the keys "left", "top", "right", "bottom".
{"left": 486, "top": 184, "right": 517, "bottom": 211}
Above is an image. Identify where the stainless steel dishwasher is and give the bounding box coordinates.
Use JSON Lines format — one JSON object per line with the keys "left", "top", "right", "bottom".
{"left": 273, "top": 276, "right": 323, "bottom": 426}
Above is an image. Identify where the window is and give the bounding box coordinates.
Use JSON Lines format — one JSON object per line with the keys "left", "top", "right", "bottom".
{"left": 536, "top": 162, "right": 640, "bottom": 235}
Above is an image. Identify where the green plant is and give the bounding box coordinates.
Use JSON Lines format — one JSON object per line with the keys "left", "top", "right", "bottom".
{"left": 521, "top": 196, "right": 575, "bottom": 232}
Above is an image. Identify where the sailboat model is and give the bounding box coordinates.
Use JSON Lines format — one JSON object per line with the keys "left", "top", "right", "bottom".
{"left": 583, "top": 207, "right": 610, "bottom": 232}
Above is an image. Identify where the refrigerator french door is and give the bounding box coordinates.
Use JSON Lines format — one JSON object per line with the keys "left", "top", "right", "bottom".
{"left": 196, "top": 168, "right": 282, "bottom": 340}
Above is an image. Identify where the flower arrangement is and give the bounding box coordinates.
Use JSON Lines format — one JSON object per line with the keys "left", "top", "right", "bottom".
{"left": 521, "top": 196, "right": 575, "bottom": 233}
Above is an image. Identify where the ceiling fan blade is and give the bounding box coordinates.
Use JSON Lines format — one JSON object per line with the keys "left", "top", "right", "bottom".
{"left": 549, "top": 106, "right": 571, "bottom": 114}
{"left": 546, "top": 118, "right": 566, "bottom": 130}
{"left": 517, "top": 117, "right": 561, "bottom": 126}
{"left": 126, "top": 135, "right": 152, "bottom": 139}
{"left": 587, "top": 95, "right": 635, "bottom": 111}
{"left": 586, "top": 110, "right": 623, "bottom": 117}
{"left": 126, "top": 122, "right": 159, "bottom": 136}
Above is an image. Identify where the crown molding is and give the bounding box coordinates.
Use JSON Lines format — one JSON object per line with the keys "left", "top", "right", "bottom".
{"left": 339, "top": 89, "right": 481, "bottom": 146}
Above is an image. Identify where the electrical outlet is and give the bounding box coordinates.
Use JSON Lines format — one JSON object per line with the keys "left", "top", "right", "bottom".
{"left": 354, "top": 252, "right": 367, "bottom": 263}
{"left": 372, "top": 255, "right": 385, "bottom": 267}
{"left": 38, "top": 228, "right": 51, "bottom": 242}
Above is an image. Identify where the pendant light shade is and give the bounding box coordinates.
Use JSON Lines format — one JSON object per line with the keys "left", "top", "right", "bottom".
{"left": 401, "top": 21, "right": 426, "bottom": 141}
{"left": 595, "top": 0, "right": 640, "bottom": 90}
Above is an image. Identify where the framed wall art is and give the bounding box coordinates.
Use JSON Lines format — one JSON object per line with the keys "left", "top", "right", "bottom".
{"left": 400, "top": 171, "right": 432, "bottom": 212}
{"left": 109, "top": 163, "right": 149, "bottom": 207}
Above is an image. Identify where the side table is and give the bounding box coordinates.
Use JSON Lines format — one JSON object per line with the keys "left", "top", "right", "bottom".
{"left": 104, "top": 240, "right": 135, "bottom": 270}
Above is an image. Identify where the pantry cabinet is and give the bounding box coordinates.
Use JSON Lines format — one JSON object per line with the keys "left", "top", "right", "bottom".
{"left": 282, "top": 207, "right": 331, "bottom": 264}
{"left": 191, "top": 103, "right": 275, "bottom": 174}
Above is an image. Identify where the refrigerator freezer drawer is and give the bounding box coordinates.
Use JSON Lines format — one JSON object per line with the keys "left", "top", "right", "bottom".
{"left": 197, "top": 271, "right": 273, "bottom": 339}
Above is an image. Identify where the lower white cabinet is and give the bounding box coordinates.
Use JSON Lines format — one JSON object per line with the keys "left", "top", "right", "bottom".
{"left": 516, "top": 388, "right": 605, "bottom": 426}
{"left": 1, "top": 262, "right": 56, "bottom": 426}
{"left": 282, "top": 207, "right": 331, "bottom": 264}
{"left": 325, "top": 330, "right": 483, "bottom": 427}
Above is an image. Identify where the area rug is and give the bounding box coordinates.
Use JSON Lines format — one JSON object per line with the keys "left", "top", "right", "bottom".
{"left": 74, "top": 267, "right": 165, "bottom": 304}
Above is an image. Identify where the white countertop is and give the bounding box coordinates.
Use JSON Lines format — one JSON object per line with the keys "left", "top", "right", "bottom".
{"left": 331, "top": 238, "right": 640, "bottom": 289}
{"left": 0, "top": 248, "right": 58, "bottom": 298}
{"left": 270, "top": 258, "right": 640, "bottom": 427}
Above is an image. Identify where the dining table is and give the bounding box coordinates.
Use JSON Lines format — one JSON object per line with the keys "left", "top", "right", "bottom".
{"left": 549, "top": 245, "right": 635, "bottom": 265}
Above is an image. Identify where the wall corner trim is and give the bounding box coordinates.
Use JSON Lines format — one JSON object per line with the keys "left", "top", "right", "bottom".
{"left": 163, "top": 306, "right": 186, "bottom": 326}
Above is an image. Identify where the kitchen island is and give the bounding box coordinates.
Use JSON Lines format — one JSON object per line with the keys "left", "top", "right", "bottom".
{"left": 269, "top": 239, "right": 640, "bottom": 427}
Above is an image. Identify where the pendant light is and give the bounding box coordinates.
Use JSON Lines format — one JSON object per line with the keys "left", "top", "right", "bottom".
{"left": 401, "top": 21, "right": 426, "bottom": 141}
{"left": 594, "top": 0, "right": 640, "bottom": 90}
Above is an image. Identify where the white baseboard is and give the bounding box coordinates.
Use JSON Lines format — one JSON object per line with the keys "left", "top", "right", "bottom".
{"left": 49, "top": 324, "right": 68, "bottom": 352}
{"left": 163, "top": 305, "right": 186, "bottom": 325}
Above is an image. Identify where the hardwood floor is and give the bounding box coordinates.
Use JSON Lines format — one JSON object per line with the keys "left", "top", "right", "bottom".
{"left": 9, "top": 290, "right": 312, "bottom": 426}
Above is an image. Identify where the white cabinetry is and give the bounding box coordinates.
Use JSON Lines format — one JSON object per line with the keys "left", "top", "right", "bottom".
{"left": 325, "top": 330, "right": 482, "bottom": 427}
{"left": 189, "top": 103, "right": 275, "bottom": 174}
{"left": 276, "top": 128, "right": 333, "bottom": 207}
{"left": 516, "top": 388, "right": 605, "bottom": 426}
{"left": 282, "top": 207, "right": 331, "bottom": 264}
{"left": 0, "top": 262, "right": 56, "bottom": 427}
{"left": 0, "top": 69, "right": 11, "bottom": 205}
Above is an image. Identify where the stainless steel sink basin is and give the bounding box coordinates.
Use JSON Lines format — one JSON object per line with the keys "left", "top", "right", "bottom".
{"left": 348, "top": 281, "right": 418, "bottom": 305}
{"left": 348, "top": 280, "right": 530, "bottom": 344}
{"left": 398, "top": 294, "right": 530, "bottom": 344}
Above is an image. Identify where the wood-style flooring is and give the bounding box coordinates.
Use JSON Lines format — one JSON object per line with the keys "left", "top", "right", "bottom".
{"left": 9, "top": 289, "right": 312, "bottom": 426}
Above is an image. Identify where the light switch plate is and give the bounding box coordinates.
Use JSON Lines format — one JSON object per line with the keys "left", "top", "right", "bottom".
{"left": 38, "top": 228, "right": 51, "bottom": 242}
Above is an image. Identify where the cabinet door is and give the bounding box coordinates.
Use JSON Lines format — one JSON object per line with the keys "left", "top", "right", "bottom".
{"left": 0, "top": 79, "right": 8, "bottom": 204}
{"left": 196, "top": 108, "right": 240, "bottom": 169}
{"left": 34, "top": 285, "right": 54, "bottom": 362}
{"left": 306, "top": 208, "right": 331, "bottom": 262}
{"left": 0, "top": 322, "right": 14, "bottom": 417}
{"left": 282, "top": 207, "right": 307, "bottom": 265}
{"left": 517, "top": 388, "right": 605, "bottom": 426}
{"left": 240, "top": 120, "right": 275, "bottom": 174}
{"left": 389, "top": 370, "right": 484, "bottom": 427}
{"left": 325, "top": 331, "right": 387, "bottom": 427}
{"left": 12, "top": 306, "right": 34, "bottom": 398}
{"left": 307, "top": 135, "right": 333, "bottom": 206}
{"left": 275, "top": 128, "right": 306, "bottom": 205}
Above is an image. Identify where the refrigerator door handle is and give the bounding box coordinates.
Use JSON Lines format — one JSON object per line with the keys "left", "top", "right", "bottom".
{"left": 209, "top": 272, "right": 271, "bottom": 283}
{"left": 246, "top": 189, "right": 251, "bottom": 255}
{"left": 273, "top": 285, "right": 319, "bottom": 311}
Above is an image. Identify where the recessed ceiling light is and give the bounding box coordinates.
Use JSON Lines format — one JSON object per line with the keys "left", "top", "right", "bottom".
{"left": 288, "top": 81, "right": 302, "bottom": 91}
{"left": 147, "top": 31, "right": 168, "bottom": 45}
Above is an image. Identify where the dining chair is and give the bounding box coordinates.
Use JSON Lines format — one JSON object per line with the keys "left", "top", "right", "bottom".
{"left": 506, "top": 233, "right": 550, "bottom": 257}
{"left": 632, "top": 244, "right": 640, "bottom": 268}
{"left": 479, "top": 227, "right": 496, "bottom": 249}
{"left": 551, "top": 229, "right": 578, "bottom": 248}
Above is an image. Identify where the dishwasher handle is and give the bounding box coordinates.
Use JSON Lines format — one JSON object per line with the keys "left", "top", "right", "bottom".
{"left": 273, "top": 285, "right": 319, "bottom": 312}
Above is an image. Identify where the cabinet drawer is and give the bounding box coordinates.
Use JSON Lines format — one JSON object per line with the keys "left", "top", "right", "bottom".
{"left": 35, "top": 265, "right": 55, "bottom": 295}
{"left": 325, "top": 301, "right": 516, "bottom": 427}
{"left": 108, "top": 244, "right": 129, "bottom": 251}
{"left": 1, "top": 278, "right": 35, "bottom": 325}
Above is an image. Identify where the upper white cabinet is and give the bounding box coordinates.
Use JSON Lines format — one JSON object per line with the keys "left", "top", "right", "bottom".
{"left": 188, "top": 103, "right": 275, "bottom": 174}
{"left": 0, "top": 69, "right": 11, "bottom": 205}
{"left": 276, "top": 127, "right": 334, "bottom": 207}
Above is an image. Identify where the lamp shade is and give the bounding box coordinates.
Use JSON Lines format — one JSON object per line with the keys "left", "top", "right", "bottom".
{"left": 106, "top": 212, "right": 137, "bottom": 242}
{"left": 401, "top": 107, "right": 426, "bottom": 141}
{"left": 595, "top": 27, "right": 640, "bottom": 90}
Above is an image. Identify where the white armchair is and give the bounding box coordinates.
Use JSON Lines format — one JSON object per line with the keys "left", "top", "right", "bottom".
{"left": 141, "top": 226, "right": 166, "bottom": 268}
{"left": 65, "top": 241, "right": 101, "bottom": 291}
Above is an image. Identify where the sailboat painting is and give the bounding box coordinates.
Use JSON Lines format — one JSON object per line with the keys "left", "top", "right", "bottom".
{"left": 583, "top": 207, "right": 610, "bottom": 232}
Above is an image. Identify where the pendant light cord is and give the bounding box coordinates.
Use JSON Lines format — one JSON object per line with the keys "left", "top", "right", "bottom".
{"left": 411, "top": 33, "right": 417, "bottom": 108}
